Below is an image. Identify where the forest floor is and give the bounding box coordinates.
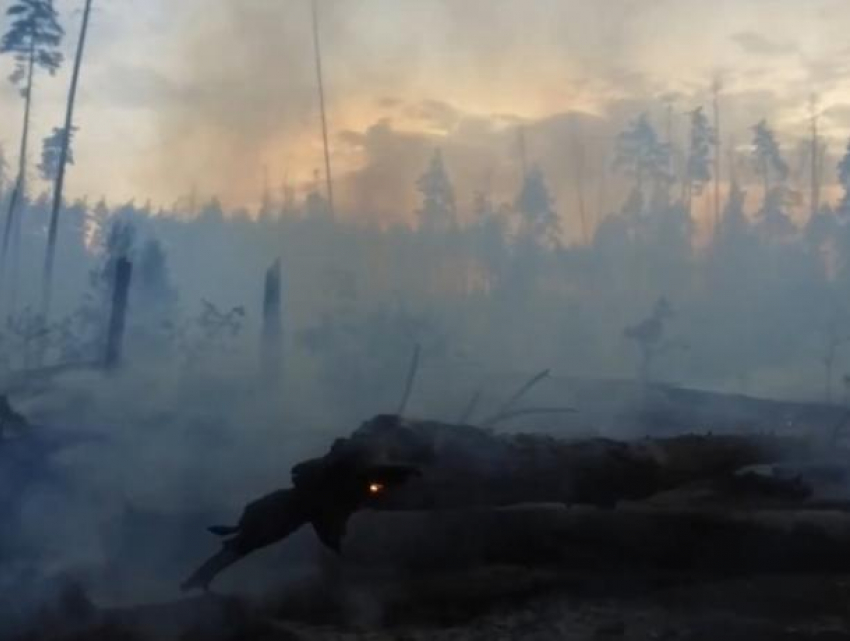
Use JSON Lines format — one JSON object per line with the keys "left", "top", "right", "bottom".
{"left": 15, "top": 566, "right": 850, "bottom": 641}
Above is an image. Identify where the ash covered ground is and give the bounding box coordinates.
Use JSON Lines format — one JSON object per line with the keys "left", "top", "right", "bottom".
{"left": 5, "top": 369, "right": 850, "bottom": 641}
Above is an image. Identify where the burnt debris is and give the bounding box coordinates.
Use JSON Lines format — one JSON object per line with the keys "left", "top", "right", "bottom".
{"left": 181, "top": 413, "right": 811, "bottom": 591}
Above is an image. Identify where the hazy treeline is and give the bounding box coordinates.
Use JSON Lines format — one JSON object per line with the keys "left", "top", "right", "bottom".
{"left": 1, "top": 103, "right": 849, "bottom": 413}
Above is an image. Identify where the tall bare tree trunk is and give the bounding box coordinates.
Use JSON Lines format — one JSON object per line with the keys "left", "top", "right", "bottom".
{"left": 0, "top": 43, "right": 36, "bottom": 313}
{"left": 761, "top": 157, "right": 770, "bottom": 206}
{"left": 810, "top": 96, "right": 820, "bottom": 220}
{"left": 712, "top": 82, "right": 722, "bottom": 237}
{"left": 596, "top": 154, "right": 607, "bottom": 226}
{"left": 42, "top": 0, "right": 93, "bottom": 319}
{"left": 571, "top": 122, "right": 589, "bottom": 244}
{"left": 311, "top": 0, "right": 334, "bottom": 219}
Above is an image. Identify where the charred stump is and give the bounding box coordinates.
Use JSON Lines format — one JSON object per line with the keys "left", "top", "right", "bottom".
{"left": 104, "top": 257, "right": 132, "bottom": 370}
{"left": 260, "top": 258, "right": 283, "bottom": 382}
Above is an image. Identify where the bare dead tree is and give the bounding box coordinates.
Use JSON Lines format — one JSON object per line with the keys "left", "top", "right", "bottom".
{"left": 712, "top": 76, "right": 722, "bottom": 233}
{"left": 311, "top": 0, "right": 334, "bottom": 218}
{"left": 571, "top": 119, "right": 589, "bottom": 244}
{"left": 42, "top": 0, "right": 93, "bottom": 319}
{"left": 810, "top": 94, "right": 821, "bottom": 220}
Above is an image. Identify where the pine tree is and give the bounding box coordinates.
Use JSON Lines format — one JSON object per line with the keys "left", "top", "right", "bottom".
{"left": 614, "top": 113, "right": 670, "bottom": 207}
{"left": 416, "top": 149, "right": 456, "bottom": 231}
{"left": 38, "top": 126, "right": 75, "bottom": 181}
{"left": 750, "top": 120, "right": 794, "bottom": 240}
{"left": 43, "top": 0, "right": 94, "bottom": 317}
{"left": 684, "top": 107, "right": 713, "bottom": 214}
{"left": 516, "top": 165, "right": 560, "bottom": 246}
{"left": 751, "top": 119, "right": 788, "bottom": 202}
{"left": 0, "top": 0, "right": 64, "bottom": 296}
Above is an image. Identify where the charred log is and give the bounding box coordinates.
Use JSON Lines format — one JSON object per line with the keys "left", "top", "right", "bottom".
{"left": 182, "top": 461, "right": 419, "bottom": 591}
{"left": 181, "top": 415, "right": 819, "bottom": 591}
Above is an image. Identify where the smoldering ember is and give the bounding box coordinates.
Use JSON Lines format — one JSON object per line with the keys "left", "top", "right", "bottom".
{"left": 9, "top": 2, "right": 850, "bottom": 641}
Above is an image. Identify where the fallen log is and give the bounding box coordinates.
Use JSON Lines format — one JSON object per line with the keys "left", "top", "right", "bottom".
{"left": 181, "top": 415, "right": 825, "bottom": 590}
{"left": 310, "top": 414, "right": 814, "bottom": 510}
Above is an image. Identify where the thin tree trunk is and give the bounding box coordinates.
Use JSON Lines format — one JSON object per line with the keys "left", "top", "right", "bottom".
{"left": 0, "top": 43, "right": 36, "bottom": 310}
{"left": 712, "top": 82, "right": 722, "bottom": 235}
{"left": 42, "top": 0, "right": 93, "bottom": 319}
{"left": 260, "top": 258, "right": 283, "bottom": 381}
{"left": 762, "top": 158, "right": 770, "bottom": 206}
{"left": 571, "top": 124, "right": 589, "bottom": 244}
{"left": 397, "top": 343, "right": 421, "bottom": 416}
{"left": 811, "top": 107, "right": 820, "bottom": 219}
{"left": 596, "top": 154, "right": 607, "bottom": 226}
{"left": 311, "top": 0, "right": 334, "bottom": 219}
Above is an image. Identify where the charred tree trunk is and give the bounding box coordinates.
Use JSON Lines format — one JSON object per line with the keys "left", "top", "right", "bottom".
{"left": 260, "top": 258, "right": 282, "bottom": 381}
{"left": 183, "top": 415, "right": 827, "bottom": 590}
{"left": 104, "top": 257, "right": 132, "bottom": 370}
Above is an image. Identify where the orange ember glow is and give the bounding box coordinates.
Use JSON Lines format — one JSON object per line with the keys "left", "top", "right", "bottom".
{"left": 369, "top": 482, "right": 384, "bottom": 494}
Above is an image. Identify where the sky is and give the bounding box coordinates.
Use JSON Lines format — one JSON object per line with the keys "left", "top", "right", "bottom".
{"left": 2, "top": 0, "right": 850, "bottom": 233}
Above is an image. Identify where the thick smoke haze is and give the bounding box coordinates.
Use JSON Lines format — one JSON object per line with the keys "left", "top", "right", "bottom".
{"left": 6, "top": 1, "right": 850, "bottom": 636}
{"left": 3, "top": 0, "right": 850, "bottom": 236}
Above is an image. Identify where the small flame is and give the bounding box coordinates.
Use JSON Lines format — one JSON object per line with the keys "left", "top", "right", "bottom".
{"left": 369, "top": 482, "right": 384, "bottom": 494}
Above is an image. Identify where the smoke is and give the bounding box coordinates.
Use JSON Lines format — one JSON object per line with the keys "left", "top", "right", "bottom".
{"left": 6, "top": 2, "right": 850, "bottom": 634}
{"left": 126, "top": 0, "right": 847, "bottom": 239}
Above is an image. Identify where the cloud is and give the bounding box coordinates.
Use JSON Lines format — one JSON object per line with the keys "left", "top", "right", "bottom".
{"left": 823, "top": 104, "right": 850, "bottom": 124}
{"left": 404, "top": 100, "right": 463, "bottom": 133}
{"left": 91, "top": 65, "right": 184, "bottom": 110}
{"left": 17, "top": 0, "right": 841, "bottom": 212}
{"left": 731, "top": 31, "right": 798, "bottom": 56}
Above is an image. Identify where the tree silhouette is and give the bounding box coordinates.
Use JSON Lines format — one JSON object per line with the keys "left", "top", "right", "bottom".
{"left": 469, "top": 190, "right": 509, "bottom": 292}
{"left": 132, "top": 237, "right": 178, "bottom": 353}
{"left": 751, "top": 120, "right": 794, "bottom": 240}
{"left": 136, "top": 239, "right": 177, "bottom": 307}
{"left": 719, "top": 179, "right": 749, "bottom": 239}
{"left": 711, "top": 78, "right": 723, "bottom": 233}
{"left": 822, "top": 312, "right": 850, "bottom": 404}
{"left": 614, "top": 113, "right": 670, "bottom": 207}
{"left": 624, "top": 297, "right": 675, "bottom": 385}
{"left": 304, "top": 169, "right": 331, "bottom": 222}
{"left": 515, "top": 165, "right": 560, "bottom": 247}
{"left": 416, "top": 149, "right": 456, "bottom": 231}
{"left": 0, "top": 0, "right": 64, "bottom": 298}
{"left": 38, "top": 126, "right": 75, "bottom": 181}
{"left": 43, "top": 0, "right": 94, "bottom": 318}
{"left": 0, "top": 144, "right": 8, "bottom": 199}
{"left": 751, "top": 119, "right": 788, "bottom": 202}
{"left": 837, "top": 139, "right": 850, "bottom": 219}
{"left": 684, "top": 107, "right": 713, "bottom": 214}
